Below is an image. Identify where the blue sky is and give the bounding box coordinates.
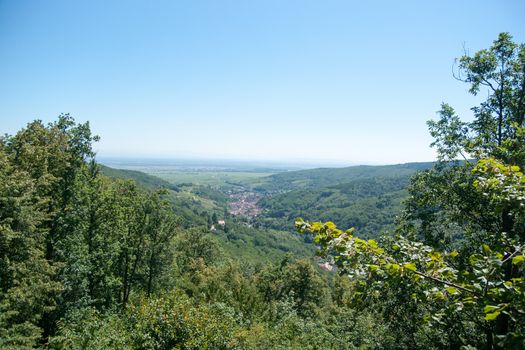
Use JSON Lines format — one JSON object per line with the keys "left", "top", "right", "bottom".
{"left": 1, "top": 1, "right": 523, "bottom": 164}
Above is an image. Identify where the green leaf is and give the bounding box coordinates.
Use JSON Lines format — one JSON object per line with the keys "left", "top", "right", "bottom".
{"left": 445, "top": 287, "right": 457, "bottom": 294}
{"left": 367, "top": 239, "right": 378, "bottom": 249}
{"left": 429, "top": 251, "right": 442, "bottom": 262}
{"left": 403, "top": 262, "right": 417, "bottom": 272}
{"left": 512, "top": 255, "right": 524, "bottom": 265}
{"left": 483, "top": 305, "right": 498, "bottom": 313}
{"left": 386, "top": 263, "right": 401, "bottom": 274}
{"left": 311, "top": 222, "right": 322, "bottom": 231}
{"left": 484, "top": 311, "right": 500, "bottom": 321}
{"left": 324, "top": 221, "right": 336, "bottom": 229}
{"left": 448, "top": 250, "right": 459, "bottom": 258}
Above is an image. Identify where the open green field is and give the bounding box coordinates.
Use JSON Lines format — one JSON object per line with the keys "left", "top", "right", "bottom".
{"left": 140, "top": 169, "right": 274, "bottom": 188}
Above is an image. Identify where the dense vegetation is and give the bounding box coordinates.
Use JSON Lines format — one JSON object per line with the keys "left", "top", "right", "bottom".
{"left": 100, "top": 164, "right": 178, "bottom": 191}
{"left": 254, "top": 162, "right": 433, "bottom": 192}
{"left": 258, "top": 175, "right": 416, "bottom": 236}
{"left": 246, "top": 161, "right": 432, "bottom": 237}
{"left": 1, "top": 33, "right": 523, "bottom": 349}
{"left": 0, "top": 117, "right": 336, "bottom": 349}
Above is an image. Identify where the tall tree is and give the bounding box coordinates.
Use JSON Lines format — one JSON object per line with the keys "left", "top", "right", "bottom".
{"left": 298, "top": 33, "right": 525, "bottom": 349}
{"left": 0, "top": 138, "right": 60, "bottom": 349}
{"left": 1, "top": 115, "right": 182, "bottom": 346}
{"left": 401, "top": 33, "right": 525, "bottom": 249}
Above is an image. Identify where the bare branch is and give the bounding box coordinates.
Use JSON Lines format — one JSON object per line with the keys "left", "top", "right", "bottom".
{"left": 502, "top": 243, "right": 525, "bottom": 264}
{"left": 480, "top": 77, "right": 497, "bottom": 93}
{"left": 413, "top": 270, "right": 482, "bottom": 296}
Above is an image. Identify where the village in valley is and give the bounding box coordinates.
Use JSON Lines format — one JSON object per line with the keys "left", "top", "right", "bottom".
{"left": 210, "top": 189, "right": 264, "bottom": 232}
{"left": 227, "top": 190, "right": 262, "bottom": 218}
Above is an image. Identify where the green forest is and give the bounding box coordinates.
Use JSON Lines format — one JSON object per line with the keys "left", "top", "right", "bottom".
{"left": 1, "top": 33, "right": 525, "bottom": 349}
{"left": 257, "top": 170, "right": 422, "bottom": 236}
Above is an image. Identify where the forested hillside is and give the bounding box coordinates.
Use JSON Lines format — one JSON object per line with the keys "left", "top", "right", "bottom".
{"left": 250, "top": 163, "right": 433, "bottom": 236}
{"left": 254, "top": 162, "right": 433, "bottom": 192}
{"left": 257, "top": 172, "right": 426, "bottom": 236}
{"left": 99, "top": 164, "right": 177, "bottom": 190}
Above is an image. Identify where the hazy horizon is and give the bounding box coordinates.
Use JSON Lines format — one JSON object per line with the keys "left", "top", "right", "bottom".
{"left": 97, "top": 154, "right": 438, "bottom": 172}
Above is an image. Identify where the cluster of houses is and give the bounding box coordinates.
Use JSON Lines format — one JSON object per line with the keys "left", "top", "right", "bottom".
{"left": 228, "top": 191, "right": 262, "bottom": 218}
